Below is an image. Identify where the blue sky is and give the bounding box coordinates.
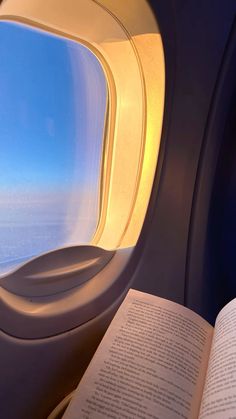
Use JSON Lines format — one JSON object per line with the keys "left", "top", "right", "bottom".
{"left": 0, "top": 21, "right": 107, "bottom": 266}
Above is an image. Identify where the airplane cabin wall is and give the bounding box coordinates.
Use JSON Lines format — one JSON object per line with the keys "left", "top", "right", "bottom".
{"left": 132, "top": 0, "right": 236, "bottom": 323}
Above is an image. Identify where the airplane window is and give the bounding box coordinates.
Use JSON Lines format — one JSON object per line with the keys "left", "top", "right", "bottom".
{"left": 0, "top": 0, "right": 165, "bottom": 289}
{"left": 0, "top": 0, "right": 165, "bottom": 330}
{"left": 0, "top": 21, "right": 107, "bottom": 275}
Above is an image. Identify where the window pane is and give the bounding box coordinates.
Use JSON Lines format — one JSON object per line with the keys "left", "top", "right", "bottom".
{"left": 0, "top": 22, "right": 107, "bottom": 274}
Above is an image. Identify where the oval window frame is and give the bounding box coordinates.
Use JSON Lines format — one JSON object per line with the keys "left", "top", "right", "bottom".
{"left": 0, "top": 0, "right": 165, "bottom": 338}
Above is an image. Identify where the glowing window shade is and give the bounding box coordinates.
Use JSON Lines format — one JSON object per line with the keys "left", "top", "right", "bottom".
{"left": 0, "top": 21, "right": 107, "bottom": 274}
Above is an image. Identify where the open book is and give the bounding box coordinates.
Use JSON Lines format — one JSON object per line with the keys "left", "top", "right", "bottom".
{"left": 63, "top": 289, "right": 236, "bottom": 419}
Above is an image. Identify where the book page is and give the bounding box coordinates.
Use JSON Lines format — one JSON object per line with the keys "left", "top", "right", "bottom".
{"left": 199, "top": 298, "right": 236, "bottom": 418}
{"left": 63, "top": 289, "right": 213, "bottom": 419}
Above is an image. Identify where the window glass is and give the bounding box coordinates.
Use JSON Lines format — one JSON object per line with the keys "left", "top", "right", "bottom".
{"left": 0, "top": 22, "right": 107, "bottom": 274}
